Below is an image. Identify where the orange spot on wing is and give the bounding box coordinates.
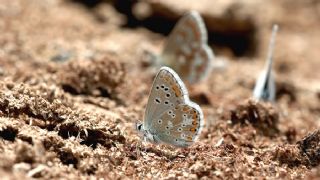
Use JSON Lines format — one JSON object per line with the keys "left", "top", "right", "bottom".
{"left": 190, "top": 128, "right": 197, "bottom": 132}
{"left": 163, "top": 76, "right": 170, "bottom": 82}
{"left": 172, "top": 85, "right": 182, "bottom": 97}
{"left": 182, "top": 106, "right": 190, "bottom": 112}
{"left": 192, "top": 113, "right": 198, "bottom": 119}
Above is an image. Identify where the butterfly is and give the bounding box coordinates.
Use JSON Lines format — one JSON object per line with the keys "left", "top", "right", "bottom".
{"left": 136, "top": 66, "right": 204, "bottom": 147}
{"left": 253, "top": 25, "right": 279, "bottom": 102}
{"left": 154, "top": 11, "right": 214, "bottom": 84}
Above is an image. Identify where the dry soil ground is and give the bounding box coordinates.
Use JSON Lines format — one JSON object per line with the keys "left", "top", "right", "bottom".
{"left": 0, "top": 0, "right": 320, "bottom": 179}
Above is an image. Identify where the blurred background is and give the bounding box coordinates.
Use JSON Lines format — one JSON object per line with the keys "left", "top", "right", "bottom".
{"left": 0, "top": 0, "right": 319, "bottom": 104}
{"left": 0, "top": 0, "right": 319, "bottom": 79}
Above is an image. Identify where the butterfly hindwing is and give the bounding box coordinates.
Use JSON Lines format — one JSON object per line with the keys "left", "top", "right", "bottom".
{"left": 151, "top": 103, "right": 203, "bottom": 147}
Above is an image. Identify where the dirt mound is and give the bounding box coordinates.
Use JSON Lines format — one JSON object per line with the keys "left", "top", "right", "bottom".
{"left": 230, "top": 100, "right": 279, "bottom": 136}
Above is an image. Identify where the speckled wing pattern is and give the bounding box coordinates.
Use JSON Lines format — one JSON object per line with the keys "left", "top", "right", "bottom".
{"left": 160, "top": 11, "right": 214, "bottom": 84}
{"left": 144, "top": 67, "right": 203, "bottom": 147}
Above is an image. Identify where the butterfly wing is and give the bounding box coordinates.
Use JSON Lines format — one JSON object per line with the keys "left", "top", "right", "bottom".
{"left": 144, "top": 66, "right": 203, "bottom": 147}
{"left": 152, "top": 102, "right": 203, "bottom": 147}
{"left": 253, "top": 25, "right": 278, "bottom": 102}
{"left": 144, "top": 67, "right": 188, "bottom": 130}
{"left": 161, "top": 11, "right": 214, "bottom": 84}
{"left": 253, "top": 68, "right": 276, "bottom": 101}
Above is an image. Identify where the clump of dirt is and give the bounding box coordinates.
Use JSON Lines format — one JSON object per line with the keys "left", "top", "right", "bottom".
{"left": 273, "top": 129, "right": 320, "bottom": 168}
{"left": 230, "top": 100, "right": 279, "bottom": 136}
{"left": 298, "top": 130, "right": 320, "bottom": 167}
{"left": 273, "top": 144, "right": 306, "bottom": 167}
{"left": 0, "top": 82, "right": 73, "bottom": 126}
{"left": 58, "top": 56, "right": 126, "bottom": 103}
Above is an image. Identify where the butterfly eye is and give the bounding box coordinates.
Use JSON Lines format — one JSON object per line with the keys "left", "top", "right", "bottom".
{"left": 156, "top": 86, "right": 160, "bottom": 90}
{"left": 166, "top": 126, "right": 169, "bottom": 130}
{"left": 171, "top": 114, "right": 176, "bottom": 118}
{"left": 183, "top": 114, "right": 187, "bottom": 118}
{"left": 158, "top": 119, "right": 162, "bottom": 124}
{"left": 177, "top": 127, "right": 182, "bottom": 132}
{"left": 164, "top": 101, "right": 169, "bottom": 105}
{"left": 161, "top": 85, "right": 165, "bottom": 89}
{"left": 168, "top": 110, "right": 173, "bottom": 115}
{"left": 166, "top": 93, "right": 171, "bottom": 98}
{"left": 164, "top": 87, "right": 169, "bottom": 91}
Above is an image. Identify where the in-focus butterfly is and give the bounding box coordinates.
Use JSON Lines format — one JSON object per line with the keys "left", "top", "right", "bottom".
{"left": 136, "top": 66, "right": 204, "bottom": 147}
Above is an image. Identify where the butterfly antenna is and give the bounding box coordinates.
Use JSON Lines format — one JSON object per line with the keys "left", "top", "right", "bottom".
{"left": 266, "top": 24, "right": 279, "bottom": 72}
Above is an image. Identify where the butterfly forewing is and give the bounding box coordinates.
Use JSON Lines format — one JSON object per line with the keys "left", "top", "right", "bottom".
{"left": 144, "top": 67, "right": 188, "bottom": 130}
{"left": 161, "top": 11, "right": 213, "bottom": 84}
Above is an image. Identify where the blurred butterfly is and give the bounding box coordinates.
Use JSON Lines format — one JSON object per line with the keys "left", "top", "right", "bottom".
{"left": 136, "top": 66, "right": 203, "bottom": 147}
{"left": 253, "top": 25, "right": 279, "bottom": 102}
{"left": 150, "top": 11, "right": 214, "bottom": 84}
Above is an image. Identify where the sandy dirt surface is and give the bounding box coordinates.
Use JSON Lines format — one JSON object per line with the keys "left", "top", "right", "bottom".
{"left": 0, "top": 0, "right": 319, "bottom": 179}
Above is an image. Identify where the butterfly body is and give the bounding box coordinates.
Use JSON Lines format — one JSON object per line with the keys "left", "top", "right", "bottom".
{"left": 137, "top": 66, "right": 203, "bottom": 147}
{"left": 159, "top": 11, "right": 214, "bottom": 84}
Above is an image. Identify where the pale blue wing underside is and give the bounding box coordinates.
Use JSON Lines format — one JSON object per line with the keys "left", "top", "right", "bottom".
{"left": 160, "top": 11, "right": 214, "bottom": 84}
{"left": 253, "top": 68, "right": 276, "bottom": 101}
{"left": 143, "top": 66, "right": 204, "bottom": 147}
{"left": 144, "top": 67, "right": 187, "bottom": 130}
{"left": 253, "top": 25, "right": 278, "bottom": 102}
